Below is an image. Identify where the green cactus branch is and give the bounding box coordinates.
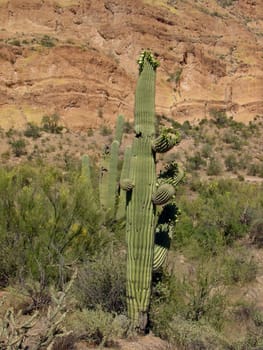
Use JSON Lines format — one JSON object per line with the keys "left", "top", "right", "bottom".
{"left": 152, "top": 128, "right": 180, "bottom": 153}
{"left": 152, "top": 183, "right": 175, "bottom": 205}
{"left": 153, "top": 203, "right": 180, "bottom": 271}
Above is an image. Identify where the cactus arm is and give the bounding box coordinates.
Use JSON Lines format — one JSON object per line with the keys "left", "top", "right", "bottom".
{"left": 119, "top": 146, "right": 133, "bottom": 191}
{"left": 107, "top": 140, "right": 120, "bottom": 217}
{"left": 81, "top": 154, "right": 97, "bottom": 210}
{"left": 153, "top": 245, "right": 169, "bottom": 271}
{"left": 115, "top": 114, "right": 125, "bottom": 144}
{"left": 152, "top": 128, "right": 180, "bottom": 153}
{"left": 152, "top": 183, "right": 176, "bottom": 205}
{"left": 116, "top": 146, "right": 132, "bottom": 221}
{"left": 99, "top": 115, "right": 124, "bottom": 220}
{"left": 153, "top": 202, "right": 179, "bottom": 271}
{"left": 81, "top": 154, "right": 92, "bottom": 180}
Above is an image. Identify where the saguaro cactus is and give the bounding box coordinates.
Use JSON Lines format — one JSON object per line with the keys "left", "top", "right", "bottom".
{"left": 124, "top": 51, "right": 183, "bottom": 331}
{"left": 82, "top": 115, "right": 125, "bottom": 223}
{"left": 81, "top": 51, "right": 183, "bottom": 332}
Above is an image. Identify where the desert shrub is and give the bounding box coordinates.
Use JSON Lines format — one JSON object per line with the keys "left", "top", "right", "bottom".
{"left": 209, "top": 109, "right": 228, "bottom": 128}
{"left": 225, "top": 154, "right": 238, "bottom": 172}
{"left": 40, "top": 35, "right": 57, "bottom": 47}
{"left": 223, "top": 252, "right": 258, "bottom": 285}
{"left": 181, "top": 120, "right": 192, "bottom": 133}
{"left": 153, "top": 315, "right": 230, "bottom": 349}
{"left": 75, "top": 248, "right": 126, "bottom": 313}
{"left": 99, "top": 125, "right": 112, "bottom": 136}
{"left": 167, "top": 68, "right": 183, "bottom": 84}
{"left": 222, "top": 131, "right": 243, "bottom": 150}
{"left": 87, "top": 128, "right": 94, "bottom": 136}
{"left": 186, "top": 152, "right": 206, "bottom": 171}
{"left": 10, "top": 138, "right": 27, "bottom": 157}
{"left": 216, "top": 0, "right": 237, "bottom": 8}
{"left": 5, "top": 128, "right": 17, "bottom": 138}
{"left": 66, "top": 307, "right": 129, "bottom": 347}
{"left": 24, "top": 122, "right": 41, "bottom": 139}
{"left": 201, "top": 143, "right": 212, "bottom": 158}
{"left": 247, "top": 163, "right": 263, "bottom": 177}
{"left": 231, "top": 303, "right": 263, "bottom": 349}
{"left": 0, "top": 164, "right": 107, "bottom": 287}
{"left": 150, "top": 264, "right": 228, "bottom": 348}
{"left": 174, "top": 179, "right": 262, "bottom": 251}
{"left": 206, "top": 157, "right": 222, "bottom": 176}
{"left": 41, "top": 114, "right": 63, "bottom": 134}
{"left": 123, "top": 120, "right": 133, "bottom": 134}
{"left": 250, "top": 218, "right": 263, "bottom": 247}
{"left": 0, "top": 272, "right": 76, "bottom": 349}
{"left": 8, "top": 38, "right": 21, "bottom": 46}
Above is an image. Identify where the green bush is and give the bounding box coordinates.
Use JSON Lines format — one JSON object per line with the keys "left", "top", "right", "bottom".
{"left": 216, "top": 0, "right": 236, "bottom": 8}
{"left": 201, "top": 143, "right": 212, "bottom": 159}
{"left": 186, "top": 152, "right": 206, "bottom": 171}
{"left": 75, "top": 248, "right": 126, "bottom": 313}
{"left": 174, "top": 179, "right": 262, "bottom": 251}
{"left": 0, "top": 164, "right": 107, "bottom": 286}
{"left": 99, "top": 125, "right": 112, "bottom": 136}
{"left": 10, "top": 138, "right": 27, "bottom": 157}
{"left": 222, "top": 131, "right": 244, "bottom": 150}
{"left": 209, "top": 109, "right": 229, "bottom": 128}
{"left": 24, "top": 122, "right": 41, "bottom": 139}
{"left": 247, "top": 163, "right": 263, "bottom": 177}
{"left": 167, "top": 68, "right": 183, "bottom": 84}
{"left": 223, "top": 252, "right": 258, "bottom": 285}
{"left": 153, "top": 315, "right": 230, "bottom": 349}
{"left": 8, "top": 39, "right": 21, "bottom": 46}
{"left": 41, "top": 114, "right": 63, "bottom": 134}
{"left": 206, "top": 157, "right": 222, "bottom": 176}
{"left": 66, "top": 307, "right": 129, "bottom": 347}
{"left": 150, "top": 264, "right": 228, "bottom": 347}
{"left": 40, "top": 35, "right": 57, "bottom": 47}
{"left": 225, "top": 154, "right": 238, "bottom": 172}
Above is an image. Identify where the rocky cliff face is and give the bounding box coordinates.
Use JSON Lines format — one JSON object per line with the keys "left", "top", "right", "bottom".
{"left": 0, "top": 0, "right": 262, "bottom": 129}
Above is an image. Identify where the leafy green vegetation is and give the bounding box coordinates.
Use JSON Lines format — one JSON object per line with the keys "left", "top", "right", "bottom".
{"left": 0, "top": 110, "right": 262, "bottom": 347}
{"left": 0, "top": 155, "right": 261, "bottom": 348}
{"left": 216, "top": 0, "right": 237, "bottom": 8}
{"left": 41, "top": 114, "right": 63, "bottom": 134}
{"left": 9, "top": 138, "right": 27, "bottom": 157}
{"left": 40, "top": 35, "right": 57, "bottom": 48}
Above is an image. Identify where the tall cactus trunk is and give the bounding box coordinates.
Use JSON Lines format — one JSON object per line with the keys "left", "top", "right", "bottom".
{"left": 81, "top": 51, "right": 183, "bottom": 333}
{"left": 126, "top": 59, "right": 157, "bottom": 331}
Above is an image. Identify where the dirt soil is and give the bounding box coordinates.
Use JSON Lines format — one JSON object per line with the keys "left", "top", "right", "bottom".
{"left": 0, "top": 0, "right": 263, "bottom": 130}
{"left": 76, "top": 334, "right": 173, "bottom": 350}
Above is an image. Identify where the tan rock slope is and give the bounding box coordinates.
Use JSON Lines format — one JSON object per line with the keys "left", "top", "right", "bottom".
{"left": 0, "top": 0, "right": 262, "bottom": 130}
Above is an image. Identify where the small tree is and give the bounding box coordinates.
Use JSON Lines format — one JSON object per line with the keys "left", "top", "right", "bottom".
{"left": 10, "top": 139, "right": 27, "bottom": 157}
{"left": 41, "top": 114, "right": 63, "bottom": 134}
{"left": 24, "top": 122, "right": 41, "bottom": 139}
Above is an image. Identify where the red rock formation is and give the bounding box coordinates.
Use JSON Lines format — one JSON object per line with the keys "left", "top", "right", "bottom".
{"left": 0, "top": 0, "right": 262, "bottom": 129}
